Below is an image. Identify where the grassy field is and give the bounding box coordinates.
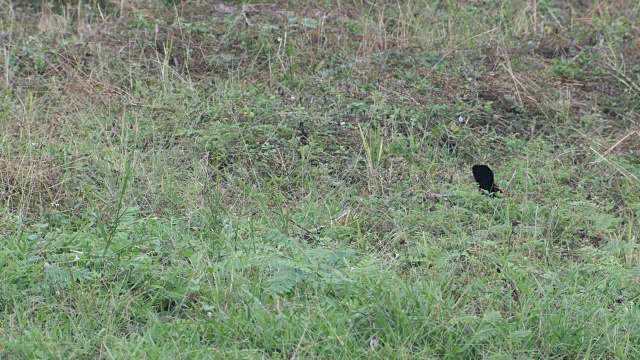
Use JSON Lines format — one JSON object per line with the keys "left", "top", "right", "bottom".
{"left": 2, "top": 0, "right": 640, "bottom": 358}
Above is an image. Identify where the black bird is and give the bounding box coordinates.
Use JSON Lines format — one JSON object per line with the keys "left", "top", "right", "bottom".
{"left": 472, "top": 164, "right": 503, "bottom": 195}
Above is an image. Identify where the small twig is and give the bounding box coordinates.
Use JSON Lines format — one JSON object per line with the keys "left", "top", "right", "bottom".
{"left": 602, "top": 131, "right": 638, "bottom": 158}
{"left": 241, "top": 5, "right": 253, "bottom": 26}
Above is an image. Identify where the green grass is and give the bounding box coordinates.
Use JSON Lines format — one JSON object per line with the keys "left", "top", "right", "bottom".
{"left": 2, "top": 0, "right": 640, "bottom": 358}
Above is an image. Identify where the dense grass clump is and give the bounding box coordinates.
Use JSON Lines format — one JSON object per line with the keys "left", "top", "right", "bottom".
{"left": 2, "top": 0, "right": 640, "bottom": 358}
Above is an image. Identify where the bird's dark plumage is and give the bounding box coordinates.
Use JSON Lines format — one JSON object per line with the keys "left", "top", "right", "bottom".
{"left": 472, "top": 165, "right": 502, "bottom": 195}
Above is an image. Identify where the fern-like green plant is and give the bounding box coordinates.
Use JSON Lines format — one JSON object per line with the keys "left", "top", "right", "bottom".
{"left": 266, "top": 247, "right": 356, "bottom": 296}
